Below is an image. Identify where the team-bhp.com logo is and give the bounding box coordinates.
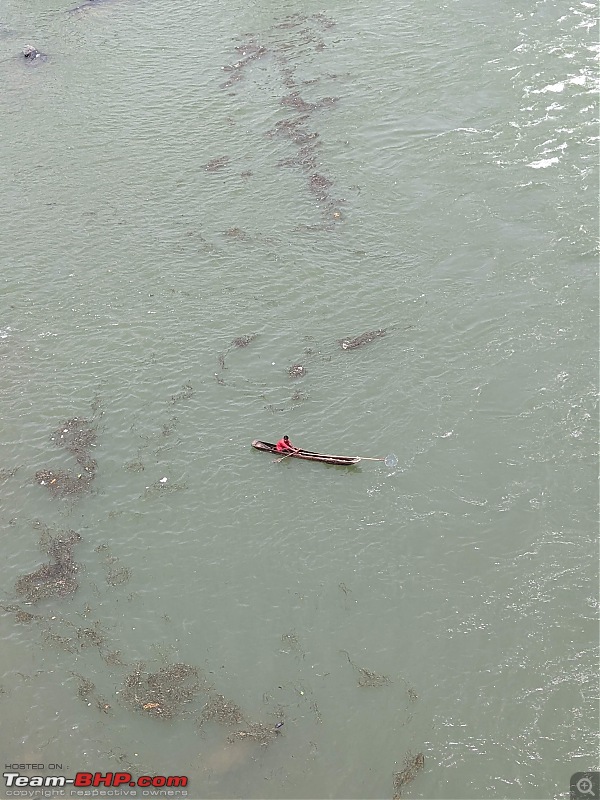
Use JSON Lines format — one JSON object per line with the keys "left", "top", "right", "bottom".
{"left": 4, "top": 772, "right": 188, "bottom": 796}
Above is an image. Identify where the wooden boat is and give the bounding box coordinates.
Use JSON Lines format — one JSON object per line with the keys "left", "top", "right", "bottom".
{"left": 251, "top": 439, "right": 361, "bottom": 466}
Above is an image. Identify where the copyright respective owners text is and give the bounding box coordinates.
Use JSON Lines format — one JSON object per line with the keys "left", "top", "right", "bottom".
{"left": 2, "top": 771, "right": 189, "bottom": 799}
{"left": 2, "top": 794, "right": 188, "bottom": 799}
{"left": 571, "top": 772, "right": 600, "bottom": 800}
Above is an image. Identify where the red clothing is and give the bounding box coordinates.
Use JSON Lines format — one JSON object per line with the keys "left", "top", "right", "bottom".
{"left": 276, "top": 438, "right": 296, "bottom": 452}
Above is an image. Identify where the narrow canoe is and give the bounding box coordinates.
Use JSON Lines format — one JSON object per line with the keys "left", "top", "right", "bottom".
{"left": 251, "top": 439, "right": 361, "bottom": 466}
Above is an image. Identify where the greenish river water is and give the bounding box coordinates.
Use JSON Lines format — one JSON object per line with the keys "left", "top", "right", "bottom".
{"left": 0, "top": 0, "right": 597, "bottom": 797}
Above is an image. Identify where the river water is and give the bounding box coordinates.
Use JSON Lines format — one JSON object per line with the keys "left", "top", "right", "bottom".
{"left": 0, "top": 0, "right": 597, "bottom": 798}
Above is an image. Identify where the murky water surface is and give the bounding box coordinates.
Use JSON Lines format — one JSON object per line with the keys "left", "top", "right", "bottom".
{"left": 0, "top": 0, "right": 597, "bottom": 797}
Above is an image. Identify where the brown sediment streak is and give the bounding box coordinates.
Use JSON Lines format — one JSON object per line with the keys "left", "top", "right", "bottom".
{"left": 393, "top": 753, "right": 425, "bottom": 798}
{"left": 203, "top": 156, "right": 230, "bottom": 172}
{"left": 338, "top": 329, "right": 387, "bottom": 350}
{"left": 218, "top": 13, "right": 345, "bottom": 227}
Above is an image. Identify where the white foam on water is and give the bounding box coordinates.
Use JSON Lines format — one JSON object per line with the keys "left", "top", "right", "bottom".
{"left": 528, "top": 156, "right": 560, "bottom": 168}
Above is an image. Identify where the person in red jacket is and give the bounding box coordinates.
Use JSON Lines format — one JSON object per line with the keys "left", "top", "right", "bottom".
{"left": 276, "top": 435, "right": 298, "bottom": 453}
